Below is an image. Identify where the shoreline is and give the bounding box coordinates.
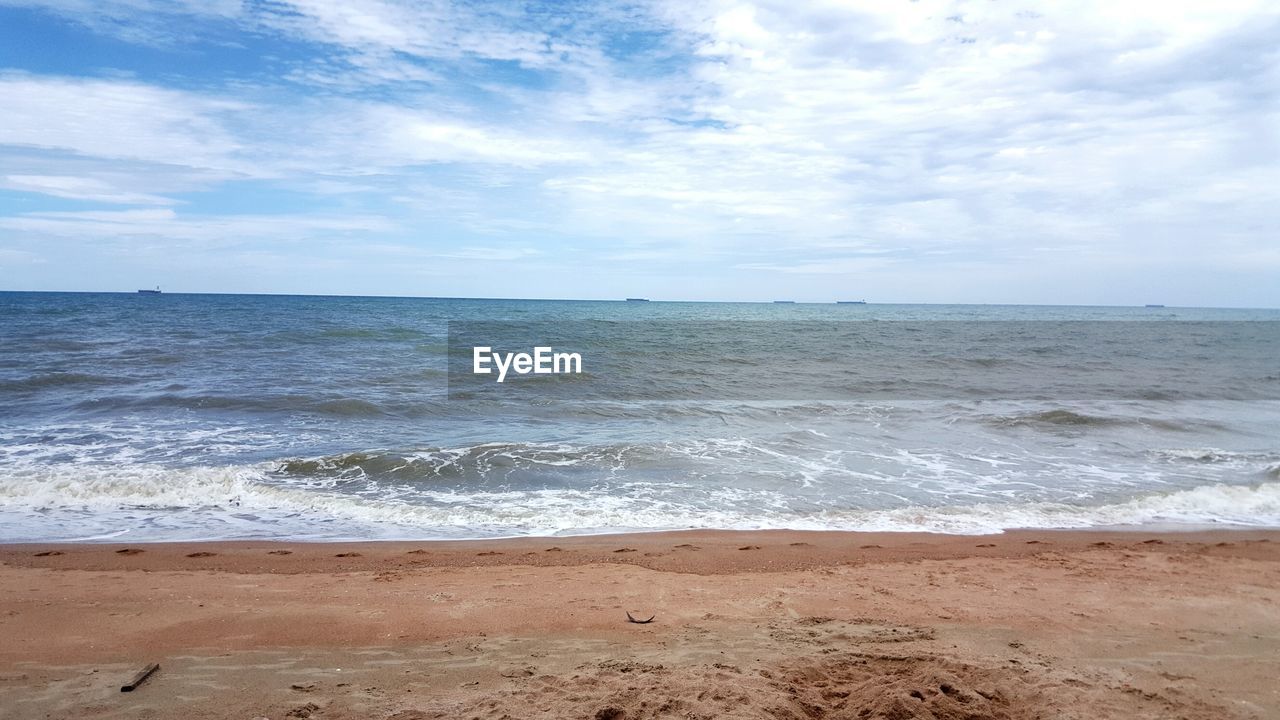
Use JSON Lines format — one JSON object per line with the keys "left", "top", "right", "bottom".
{"left": 4, "top": 527, "right": 1280, "bottom": 575}
{"left": 4, "top": 528, "right": 1278, "bottom": 718}
{"left": 8, "top": 518, "right": 1278, "bottom": 545}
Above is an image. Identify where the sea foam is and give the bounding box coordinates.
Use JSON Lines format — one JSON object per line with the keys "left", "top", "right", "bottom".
{"left": 2, "top": 459, "right": 1277, "bottom": 541}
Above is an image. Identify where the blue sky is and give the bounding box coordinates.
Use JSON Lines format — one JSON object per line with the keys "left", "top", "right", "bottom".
{"left": 0, "top": 0, "right": 1277, "bottom": 305}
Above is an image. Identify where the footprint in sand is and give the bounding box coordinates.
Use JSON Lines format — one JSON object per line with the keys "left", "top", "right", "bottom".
{"left": 406, "top": 549, "right": 429, "bottom": 555}
{"left": 738, "top": 545, "right": 761, "bottom": 551}
{"left": 286, "top": 702, "right": 320, "bottom": 718}
{"left": 33, "top": 551, "right": 64, "bottom": 557}
{"left": 545, "top": 547, "right": 563, "bottom": 552}
{"left": 976, "top": 544, "right": 996, "bottom": 548}
{"left": 268, "top": 550, "right": 293, "bottom": 555}
{"left": 789, "top": 542, "right": 812, "bottom": 547}
{"left": 477, "top": 551, "right": 503, "bottom": 556}
{"left": 186, "top": 551, "right": 217, "bottom": 558}
{"left": 115, "top": 548, "right": 144, "bottom": 555}
{"left": 860, "top": 544, "right": 882, "bottom": 549}
{"left": 335, "top": 552, "right": 362, "bottom": 557}
{"left": 613, "top": 548, "right": 637, "bottom": 553}
{"left": 674, "top": 544, "right": 700, "bottom": 550}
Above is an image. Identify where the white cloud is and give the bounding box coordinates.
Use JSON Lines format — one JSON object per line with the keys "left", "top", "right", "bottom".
{"left": 0, "top": 247, "right": 44, "bottom": 266}
{"left": 0, "top": 0, "right": 1277, "bottom": 302}
{"left": 0, "top": 73, "right": 595, "bottom": 199}
{"left": 1, "top": 174, "right": 177, "bottom": 205}
{"left": 0, "top": 74, "right": 250, "bottom": 172}
{"left": 735, "top": 257, "right": 896, "bottom": 274}
{"left": 360, "top": 107, "right": 595, "bottom": 168}
{"left": 522, "top": 0, "right": 1280, "bottom": 268}
{"left": 443, "top": 246, "right": 537, "bottom": 260}
{"left": 0, "top": 207, "right": 395, "bottom": 244}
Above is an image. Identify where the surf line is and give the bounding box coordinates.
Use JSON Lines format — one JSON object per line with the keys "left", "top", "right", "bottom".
{"left": 472, "top": 346, "right": 583, "bottom": 383}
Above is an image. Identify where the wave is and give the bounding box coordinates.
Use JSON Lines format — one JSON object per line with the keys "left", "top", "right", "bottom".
{"left": 1152, "top": 448, "right": 1280, "bottom": 463}
{"left": 993, "top": 409, "right": 1121, "bottom": 427}
{"left": 1149, "top": 449, "right": 1280, "bottom": 480}
{"left": 0, "top": 372, "right": 131, "bottom": 392}
{"left": 828, "top": 481, "right": 1280, "bottom": 533}
{"left": 265, "top": 328, "right": 441, "bottom": 344}
{"left": 986, "top": 409, "right": 1194, "bottom": 432}
{"left": 71, "top": 393, "right": 445, "bottom": 418}
{"left": 273, "top": 442, "right": 643, "bottom": 482}
{"left": 310, "top": 398, "right": 392, "bottom": 417}
{"left": 2, "top": 460, "right": 1277, "bottom": 540}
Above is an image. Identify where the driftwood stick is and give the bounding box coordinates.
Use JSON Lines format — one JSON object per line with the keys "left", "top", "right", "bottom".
{"left": 120, "top": 663, "right": 159, "bottom": 692}
{"left": 626, "top": 611, "right": 656, "bottom": 624}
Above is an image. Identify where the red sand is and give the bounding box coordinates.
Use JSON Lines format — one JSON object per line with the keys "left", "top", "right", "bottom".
{"left": 2, "top": 529, "right": 1278, "bottom": 719}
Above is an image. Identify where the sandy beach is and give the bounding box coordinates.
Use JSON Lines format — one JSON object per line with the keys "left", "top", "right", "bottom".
{"left": 1, "top": 529, "right": 1277, "bottom": 719}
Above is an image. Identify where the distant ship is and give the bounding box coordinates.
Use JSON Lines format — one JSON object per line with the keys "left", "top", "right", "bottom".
{"left": 773, "top": 300, "right": 795, "bottom": 304}
{"left": 1144, "top": 304, "right": 1165, "bottom": 308}
{"left": 837, "top": 300, "right": 867, "bottom": 304}
{"left": 625, "top": 298, "right": 649, "bottom": 302}
{"left": 137, "top": 287, "right": 161, "bottom": 295}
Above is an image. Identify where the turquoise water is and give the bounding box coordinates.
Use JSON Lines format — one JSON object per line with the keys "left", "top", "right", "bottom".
{"left": 1, "top": 292, "right": 1278, "bottom": 541}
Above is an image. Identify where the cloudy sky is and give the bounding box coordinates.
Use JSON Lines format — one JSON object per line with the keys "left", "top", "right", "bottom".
{"left": 0, "top": 1, "right": 1276, "bottom": 305}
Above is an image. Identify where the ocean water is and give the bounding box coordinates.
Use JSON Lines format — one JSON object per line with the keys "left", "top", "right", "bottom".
{"left": 1, "top": 291, "right": 1278, "bottom": 542}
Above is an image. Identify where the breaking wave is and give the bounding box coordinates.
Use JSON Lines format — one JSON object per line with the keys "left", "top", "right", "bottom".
{"left": 987, "top": 409, "right": 1196, "bottom": 432}
{"left": 0, "top": 372, "right": 130, "bottom": 392}
{"left": 2, "top": 460, "right": 1277, "bottom": 541}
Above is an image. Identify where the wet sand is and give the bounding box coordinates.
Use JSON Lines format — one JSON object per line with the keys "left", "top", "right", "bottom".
{"left": 1, "top": 529, "right": 1278, "bottom": 719}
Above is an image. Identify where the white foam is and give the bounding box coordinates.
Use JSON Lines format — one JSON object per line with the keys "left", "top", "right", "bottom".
{"left": 808, "top": 481, "right": 1280, "bottom": 534}
{"left": 1, "top": 461, "right": 1278, "bottom": 541}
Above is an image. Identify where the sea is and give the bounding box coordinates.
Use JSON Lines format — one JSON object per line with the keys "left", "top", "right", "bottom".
{"left": 2, "top": 291, "right": 1278, "bottom": 542}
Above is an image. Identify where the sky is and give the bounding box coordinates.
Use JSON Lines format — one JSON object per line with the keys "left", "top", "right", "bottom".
{"left": 0, "top": 1, "right": 1277, "bottom": 306}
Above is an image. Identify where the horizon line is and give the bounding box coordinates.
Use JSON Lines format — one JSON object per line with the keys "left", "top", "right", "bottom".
{"left": 0, "top": 289, "right": 1275, "bottom": 311}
